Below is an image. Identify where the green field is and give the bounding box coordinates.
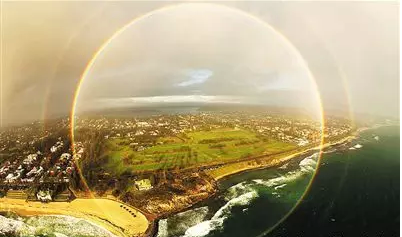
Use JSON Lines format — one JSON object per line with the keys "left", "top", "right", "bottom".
{"left": 103, "top": 128, "right": 296, "bottom": 175}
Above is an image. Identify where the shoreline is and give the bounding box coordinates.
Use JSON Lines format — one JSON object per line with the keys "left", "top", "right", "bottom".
{"left": 0, "top": 198, "right": 149, "bottom": 237}
{"left": 208, "top": 122, "right": 400, "bottom": 182}
{"left": 1, "top": 124, "right": 396, "bottom": 237}
{"left": 0, "top": 135, "right": 356, "bottom": 237}
{"left": 208, "top": 133, "right": 356, "bottom": 181}
{"left": 149, "top": 133, "right": 359, "bottom": 237}
{"left": 31, "top": 214, "right": 117, "bottom": 236}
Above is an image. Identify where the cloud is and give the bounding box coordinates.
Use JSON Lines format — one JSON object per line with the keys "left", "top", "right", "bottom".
{"left": 77, "top": 95, "right": 243, "bottom": 112}
{"left": 177, "top": 69, "right": 213, "bottom": 87}
{"left": 2, "top": 2, "right": 398, "bottom": 126}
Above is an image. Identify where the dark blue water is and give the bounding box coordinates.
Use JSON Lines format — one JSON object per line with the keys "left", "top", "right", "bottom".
{"left": 266, "top": 125, "right": 400, "bottom": 237}
{"left": 158, "top": 126, "right": 400, "bottom": 237}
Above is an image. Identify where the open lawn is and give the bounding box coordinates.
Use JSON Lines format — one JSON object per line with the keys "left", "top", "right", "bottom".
{"left": 103, "top": 128, "right": 296, "bottom": 174}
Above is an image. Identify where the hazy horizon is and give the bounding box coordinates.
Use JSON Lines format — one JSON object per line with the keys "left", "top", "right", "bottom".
{"left": 1, "top": 1, "right": 399, "bottom": 127}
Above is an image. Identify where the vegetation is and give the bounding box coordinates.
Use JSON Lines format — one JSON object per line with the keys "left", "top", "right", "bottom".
{"left": 102, "top": 128, "right": 296, "bottom": 175}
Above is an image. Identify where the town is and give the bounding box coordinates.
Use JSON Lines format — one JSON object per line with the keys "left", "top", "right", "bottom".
{"left": 0, "top": 111, "right": 354, "bottom": 208}
{"left": 74, "top": 112, "right": 352, "bottom": 150}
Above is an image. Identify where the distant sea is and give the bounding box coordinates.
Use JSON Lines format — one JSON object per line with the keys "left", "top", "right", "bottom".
{"left": 157, "top": 125, "right": 400, "bottom": 237}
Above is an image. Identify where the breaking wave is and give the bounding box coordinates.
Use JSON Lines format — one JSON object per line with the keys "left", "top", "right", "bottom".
{"left": 159, "top": 152, "right": 320, "bottom": 237}
{"left": 183, "top": 191, "right": 258, "bottom": 237}
{"left": 183, "top": 218, "right": 224, "bottom": 237}
{"left": 157, "top": 207, "right": 210, "bottom": 237}
{"left": 252, "top": 152, "right": 319, "bottom": 189}
{"left": 0, "top": 214, "right": 116, "bottom": 237}
{"left": 157, "top": 219, "right": 169, "bottom": 237}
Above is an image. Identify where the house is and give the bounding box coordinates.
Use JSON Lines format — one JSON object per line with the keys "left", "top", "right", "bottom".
{"left": 135, "top": 179, "right": 152, "bottom": 191}
{"left": 37, "top": 189, "right": 52, "bottom": 202}
{"left": 23, "top": 154, "right": 38, "bottom": 165}
{"left": 297, "top": 139, "right": 309, "bottom": 146}
{"left": 137, "top": 146, "right": 145, "bottom": 152}
{"left": 60, "top": 153, "right": 71, "bottom": 161}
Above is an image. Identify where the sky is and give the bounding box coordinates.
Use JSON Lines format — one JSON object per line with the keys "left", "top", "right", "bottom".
{"left": 1, "top": 1, "right": 399, "bottom": 126}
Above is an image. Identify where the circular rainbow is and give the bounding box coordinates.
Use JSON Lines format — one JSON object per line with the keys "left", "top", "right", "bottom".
{"left": 69, "top": 2, "right": 327, "bottom": 235}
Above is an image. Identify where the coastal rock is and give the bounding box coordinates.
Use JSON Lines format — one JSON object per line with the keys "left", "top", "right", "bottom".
{"left": 121, "top": 172, "right": 217, "bottom": 217}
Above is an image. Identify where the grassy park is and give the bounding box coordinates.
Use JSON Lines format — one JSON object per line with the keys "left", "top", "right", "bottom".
{"left": 103, "top": 128, "right": 296, "bottom": 174}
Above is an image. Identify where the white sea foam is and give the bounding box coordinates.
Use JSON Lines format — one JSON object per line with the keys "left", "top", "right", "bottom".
{"left": 158, "top": 207, "right": 209, "bottom": 237}
{"left": 30, "top": 215, "right": 116, "bottom": 237}
{"left": 0, "top": 215, "right": 28, "bottom": 235}
{"left": 157, "top": 219, "right": 169, "bottom": 237}
{"left": 299, "top": 157, "right": 317, "bottom": 173}
{"left": 274, "top": 184, "right": 287, "bottom": 190}
{"left": 349, "top": 144, "right": 363, "bottom": 150}
{"left": 181, "top": 191, "right": 258, "bottom": 237}
{"left": 213, "top": 191, "right": 258, "bottom": 220}
{"left": 0, "top": 214, "right": 117, "bottom": 237}
{"left": 251, "top": 153, "right": 318, "bottom": 190}
{"left": 175, "top": 206, "right": 209, "bottom": 221}
{"left": 253, "top": 173, "right": 295, "bottom": 188}
{"left": 183, "top": 218, "right": 224, "bottom": 237}
{"left": 225, "top": 181, "right": 254, "bottom": 200}
{"left": 323, "top": 148, "right": 337, "bottom": 154}
{"left": 174, "top": 153, "right": 320, "bottom": 237}
{"left": 175, "top": 207, "right": 209, "bottom": 234}
{"left": 252, "top": 160, "right": 316, "bottom": 189}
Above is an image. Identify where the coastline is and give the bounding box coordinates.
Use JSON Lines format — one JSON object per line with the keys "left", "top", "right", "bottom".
{"left": 2, "top": 124, "right": 396, "bottom": 237}
{"left": 207, "top": 134, "right": 356, "bottom": 181}
{"left": 0, "top": 135, "right": 356, "bottom": 237}
{"left": 149, "top": 132, "right": 359, "bottom": 237}
{"left": 207, "top": 122, "right": 401, "bottom": 182}
{"left": 0, "top": 198, "right": 149, "bottom": 237}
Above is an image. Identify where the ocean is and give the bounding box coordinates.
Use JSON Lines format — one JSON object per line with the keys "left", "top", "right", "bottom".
{"left": 0, "top": 214, "right": 116, "bottom": 237}
{"left": 0, "top": 126, "right": 399, "bottom": 237}
{"left": 157, "top": 125, "right": 400, "bottom": 237}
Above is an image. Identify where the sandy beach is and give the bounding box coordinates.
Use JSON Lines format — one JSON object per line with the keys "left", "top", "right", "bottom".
{"left": 0, "top": 198, "right": 149, "bottom": 237}
{"left": 0, "top": 131, "right": 368, "bottom": 236}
